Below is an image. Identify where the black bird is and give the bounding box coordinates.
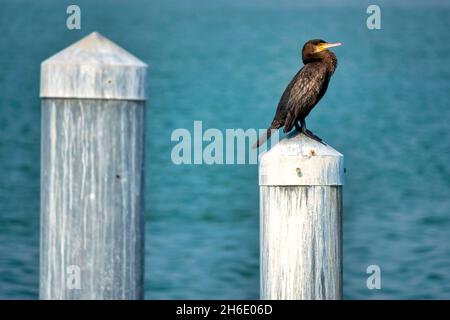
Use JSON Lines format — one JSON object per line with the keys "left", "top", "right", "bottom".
{"left": 254, "top": 39, "right": 341, "bottom": 148}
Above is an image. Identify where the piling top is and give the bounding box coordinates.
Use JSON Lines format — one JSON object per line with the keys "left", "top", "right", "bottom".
{"left": 40, "top": 32, "right": 147, "bottom": 100}
{"left": 259, "top": 132, "right": 344, "bottom": 186}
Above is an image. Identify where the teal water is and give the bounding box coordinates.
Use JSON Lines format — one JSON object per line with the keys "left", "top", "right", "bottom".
{"left": 1, "top": 0, "right": 450, "bottom": 299}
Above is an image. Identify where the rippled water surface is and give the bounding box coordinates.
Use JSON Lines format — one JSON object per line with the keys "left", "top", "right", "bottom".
{"left": 0, "top": 0, "right": 449, "bottom": 299}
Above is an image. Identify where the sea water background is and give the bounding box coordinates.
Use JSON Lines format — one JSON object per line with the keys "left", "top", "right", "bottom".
{"left": 0, "top": 0, "right": 449, "bottom": 299}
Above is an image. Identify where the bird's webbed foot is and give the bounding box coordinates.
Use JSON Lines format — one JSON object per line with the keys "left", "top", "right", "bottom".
{"left": 302, "top": 128, "right": 326, "bottom": 145}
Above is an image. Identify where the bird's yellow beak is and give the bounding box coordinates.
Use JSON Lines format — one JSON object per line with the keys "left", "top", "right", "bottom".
{"left": 317, "top": 42, "right": 342, "bottom": 52}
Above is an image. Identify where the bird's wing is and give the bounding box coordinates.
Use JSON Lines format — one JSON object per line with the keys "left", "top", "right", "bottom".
{"left": 272, "top": 68, "right": 303, "bottom": 123}
{"left": 283, "top": 64, "right": 327, "bottom": 132}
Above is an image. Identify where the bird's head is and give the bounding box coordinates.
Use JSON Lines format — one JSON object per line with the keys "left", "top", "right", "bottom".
{"left": 302, "top": 39, "right": 342, "bottom": 64}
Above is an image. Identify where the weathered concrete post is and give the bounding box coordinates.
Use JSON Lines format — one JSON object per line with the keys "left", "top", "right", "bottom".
{"left": 40, "top": 32, "right": 147, "bottom": 299}
{"left": 259, "top": 132, "right": 343, "bottom": 300}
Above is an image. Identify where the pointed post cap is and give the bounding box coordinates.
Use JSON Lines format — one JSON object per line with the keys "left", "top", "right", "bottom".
{"left": 259, "top": 132, "right": 344, "bottom": 186}
{"left": 40, "top": 32, "right": 147, "bottom": 100}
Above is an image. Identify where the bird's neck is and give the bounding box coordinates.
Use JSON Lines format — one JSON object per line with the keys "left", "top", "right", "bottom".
{"left": 323, "top": 51, "right": 338, "bottom": 75}
{"left": 303, "top": 51, "right": 338, "bottom": 74}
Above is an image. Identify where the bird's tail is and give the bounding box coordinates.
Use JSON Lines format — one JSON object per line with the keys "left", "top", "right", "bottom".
{"left": 252, "top": 121, "right": 282, "bottom": 149}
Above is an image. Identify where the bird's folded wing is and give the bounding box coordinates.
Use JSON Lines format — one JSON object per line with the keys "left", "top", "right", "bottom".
{"left": 284, "top": 66, "right": 325, "bottom": 132}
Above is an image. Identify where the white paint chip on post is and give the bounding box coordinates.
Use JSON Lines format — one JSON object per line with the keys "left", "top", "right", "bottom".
{"left": 40, "top": 32, "right": 147, "bottom": 299}
{"left": 259, "top": 132, "right": 343, "bottom": 300}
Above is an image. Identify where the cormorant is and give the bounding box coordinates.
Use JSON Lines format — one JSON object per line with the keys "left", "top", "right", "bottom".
{"left": 254, "top": 39, "right": 341, "bottom": 148}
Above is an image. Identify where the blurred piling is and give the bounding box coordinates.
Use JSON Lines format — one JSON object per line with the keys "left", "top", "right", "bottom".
{"left": 259, "top": 133, "right": 343, "bottom": 300}
{"left": 39, "top": 32, "right": 147, "bottom": 299}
